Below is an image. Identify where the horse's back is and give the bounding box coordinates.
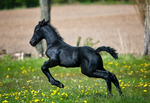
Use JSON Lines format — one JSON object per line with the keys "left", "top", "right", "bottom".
{"left": 79, "top": 46, "right": 98, "bottom": 58}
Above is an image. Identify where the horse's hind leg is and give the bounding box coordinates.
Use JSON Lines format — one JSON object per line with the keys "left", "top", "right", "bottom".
{"left": 41, "top": 59, "right": 64, "bottom": 88}
{"left": 95, "top": 70, "right": 112, "bottom": 96}
{"left": 110, "top": 73, "right": 122, "bottom": 95}
{"left": 81, "top": 68, "right": 113, "bottom": 95}
{"left": 91, "top": 70, "right": 122, "bottom": 95}
{"left": 92, "top": 69, "right": 122, "bottom": 95}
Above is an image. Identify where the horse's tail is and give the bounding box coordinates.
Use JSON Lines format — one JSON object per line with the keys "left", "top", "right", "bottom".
{"left": 95, "top": 46, "right": 118, "bottom": 60}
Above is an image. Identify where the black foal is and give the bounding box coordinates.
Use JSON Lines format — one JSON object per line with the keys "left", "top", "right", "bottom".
{"left": 29, "top": 19, "right": 122, "bottom": 95}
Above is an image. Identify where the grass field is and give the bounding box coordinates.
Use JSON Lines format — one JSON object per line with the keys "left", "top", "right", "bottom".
{"left": 0, "top": 54, "right": 150, "bottom": 103}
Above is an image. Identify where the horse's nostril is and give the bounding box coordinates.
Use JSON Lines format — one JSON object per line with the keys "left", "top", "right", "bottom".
{"left": 29, "top": 40, "right": 33, "bottom": 45}
{"left": 29, "top": 39, "right": 35, "bottom": 46}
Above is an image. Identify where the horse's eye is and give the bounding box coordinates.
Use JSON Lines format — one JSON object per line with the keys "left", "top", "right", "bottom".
{"left": 35, "top": 29, "right": 39, "bottom": 34}
{"left": 35, "top": 27, "right": 40, "bottom": 34}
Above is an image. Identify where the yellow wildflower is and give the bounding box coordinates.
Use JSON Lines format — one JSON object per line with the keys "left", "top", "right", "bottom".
{"left": 85, "top": 92, "right": 89, "bottom": 95}
{"left": 84, "top": 100, "right": 87, "bottom": 103}
{"left": 21, "top": 66, "right": 25, "bottom": 70}
{"left": 75, "top": 100, "right": 78, "bottom": 103}
{"left": 122, "top": 87, "right": 125, "bottom": 89}
{"left": 143, "top": 84, "right": 148, "bottom": 87}
{"left": 108, "top": 62, "right": 113, "bottom": 65}
{"left": 115, "top": 63, "right": 118, "bottom": 66}
{"left": 79, "top": 80, "right": 82, "bottom": 82}
{"left": 110, "top": 70, "right": 113, "bottom": 72}
{"left": 15, "top": 97, "right": 19, "bottom": 100}
{"left": 2, "top": 100, "right": 8, "bottom": 103}
{"left": 34, "top": 99, "right": 40, "bottom": 102}
{"left": 82, "top": 90, "right": 84, "bottom": 93}
{"left": 65, "top": 93, "right": 68, "bottom": 97}
{"left": 42, "top": 93, "right": 45, "bottom": 97}
{"left": 6, "top": 75, "right": 9, "bottom": 78}
{"left": 66, "top": 73, "right": 70, "bottom": 76}
{"left": 64, "top": 86, "right": 67, "bottom": 89}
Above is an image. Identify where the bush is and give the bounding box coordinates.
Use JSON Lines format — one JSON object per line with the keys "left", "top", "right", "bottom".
{"left": 0, "top": 0, "right": 39, "bottom": 10}
{"left": 0, "top": 0, "right": 133, "bottom": 10}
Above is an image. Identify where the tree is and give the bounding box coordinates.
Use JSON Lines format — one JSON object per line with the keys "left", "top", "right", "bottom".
{"left": 36, "top": 0, "right": 51, "bottom": 58}
{"left": 135, "top": 0, "right": 150, "bottom": 56}
{"left": 143, "top": 0, "right": 150, "bottom": 56}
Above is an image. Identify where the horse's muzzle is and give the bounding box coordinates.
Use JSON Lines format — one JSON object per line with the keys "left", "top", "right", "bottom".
{"left": 29, "top": 39, "right": 36, "bottom": 46}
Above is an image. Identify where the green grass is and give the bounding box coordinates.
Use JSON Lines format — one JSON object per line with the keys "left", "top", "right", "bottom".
{"left": 0, "top": 54, "right": 150, "bottom": 103}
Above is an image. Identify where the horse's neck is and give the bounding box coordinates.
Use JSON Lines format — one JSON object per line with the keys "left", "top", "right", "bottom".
{"left": 44, "top": 32, "right": 63, "bottom": 47}
{"left": 43, "top": 25, "right": 65, "bottom": 47}
{"left": 44, "top": 34, "right": 55, "bottom": 46}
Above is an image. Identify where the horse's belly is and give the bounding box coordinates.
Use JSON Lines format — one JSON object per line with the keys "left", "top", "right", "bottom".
{"left": 59, "top": 48, "right": 80, "bottom": 67}
{"left": 59, "top": 53, "right": 80, "bottom": 67}
{"left": 59, "top": 58, "right": 80, "bottom": 67}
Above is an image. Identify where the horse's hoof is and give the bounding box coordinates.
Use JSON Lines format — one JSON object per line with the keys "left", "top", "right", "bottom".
{"left": 107, "top": 93, "right": 113, "bottom": 97}
{"left": 60, "top": 83, "right": 64, "bottom": 88}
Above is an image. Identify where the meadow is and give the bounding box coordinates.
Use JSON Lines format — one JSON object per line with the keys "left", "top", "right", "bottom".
{"left": 0, "top": 54, "right": 150, "bottom": 103}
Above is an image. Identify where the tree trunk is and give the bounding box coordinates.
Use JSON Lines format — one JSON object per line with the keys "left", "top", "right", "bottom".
{"left": 36, "top": 0, "right": 51, "bottom": 58}
{"left": 142, "top": 1, "right": 150, "bottom": 56}
{"left": 40, "top": 0, "right": 50, "bottom": 22}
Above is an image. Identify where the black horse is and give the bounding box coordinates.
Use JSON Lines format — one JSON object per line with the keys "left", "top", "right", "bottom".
{"left": 29, "top": 19, "right": 122, "bottom": 95}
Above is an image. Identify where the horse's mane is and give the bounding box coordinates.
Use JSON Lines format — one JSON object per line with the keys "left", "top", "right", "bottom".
{"left": 48, "top": 24, "right": 64, "bottom": 41}
{"left": 38, "top": 20, "right": 64, "bottom": 41}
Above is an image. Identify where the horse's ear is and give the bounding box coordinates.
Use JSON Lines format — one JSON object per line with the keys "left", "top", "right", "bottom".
{"left": 41, "top": 19, "right": 45, "bottom": 26}
{"left": 45, "top": 20, "right": 50, "bottom": 24}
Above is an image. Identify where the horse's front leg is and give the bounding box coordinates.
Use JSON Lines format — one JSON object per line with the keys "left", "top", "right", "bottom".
{"left": 41, "top": 59, "right": 64, "bottom": 88}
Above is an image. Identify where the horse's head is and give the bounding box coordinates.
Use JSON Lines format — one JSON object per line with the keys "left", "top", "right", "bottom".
{"left": 29, "top": 19, "right": 49, "bottom": 46}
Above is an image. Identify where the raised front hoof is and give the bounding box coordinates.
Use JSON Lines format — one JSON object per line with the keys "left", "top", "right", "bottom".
{"left": 51, "top": 81, "right": 64, "bottom": 88}
{"left": 55, "top": 83, "right": 64, "bottom": 88}
{"left": 59, "top": 83, "right": 64, "bottom": 88}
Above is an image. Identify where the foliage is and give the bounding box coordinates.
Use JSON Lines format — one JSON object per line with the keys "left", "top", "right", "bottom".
{"left": 0, "top": 0, "right": 39, "bottom": 9}
{"left": 83, "top": 37, "right": 99, "bottom": 48}
{"left": 0, "top": 0, "right": 134, "bottom": 10}
{"left": 0, "top": 54, "right": 150, "bottom": 103}
{"left": 134, "top": 0, "right": 146, "bottom": 26}
{"left": 134, "top": 0, "right": 150, "bottom": 56}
